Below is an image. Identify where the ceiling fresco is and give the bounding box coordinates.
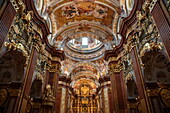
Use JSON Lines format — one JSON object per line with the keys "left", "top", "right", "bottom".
{"left": 33, "top": 0, "right": 134, "bottom": 94}
{"left": 54, "top": 2, "right": 114, "bottom": 29}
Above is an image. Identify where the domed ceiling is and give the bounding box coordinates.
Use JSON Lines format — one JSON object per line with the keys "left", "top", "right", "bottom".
{"left": 34, "top": 0, "right": 134, "bottom": 94}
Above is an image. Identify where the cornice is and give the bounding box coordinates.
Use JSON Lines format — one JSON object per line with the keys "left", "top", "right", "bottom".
{"left": 105, "top": 0, "right": 144, "bottom": 59}
{"left": 119, "top": 0, "right": 144, "bottom": 38}
{"left": 104, "top": 50, "right": 117, "bottom": 61}
{"left": 24, "top": 0, "right": 65, "bottom": 60}
{"left": 24, "top": 0, "right": 50, "bottom": 39}
{"left": 59, "top": 76, "right": 71, "bottom": 83}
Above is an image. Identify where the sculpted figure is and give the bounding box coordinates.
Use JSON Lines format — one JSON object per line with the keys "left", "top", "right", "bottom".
{"left": 43, "top": 84, "right": 55, "bottom": 102}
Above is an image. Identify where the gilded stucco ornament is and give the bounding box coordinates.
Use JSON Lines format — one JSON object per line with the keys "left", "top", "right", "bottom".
{"left": 139, "top": 41, "right": 163, "bottom": 57}
{"left": 35, "top": 72, "right": 43, "bottom": 81}
{"left": 46, "top": 63, "right": 61, "bottom": 73}
{"left": 124, "top": 35, "right": 136, "bottom": 53}
{"left": 128, "top": 102, "right": 137, "bottom": 109}
{"left": 0, "top": 88, "right": 8, "bottom": 106}
{"left": 121, "top": 50, "right": 135, "bottom": 83}
{"left": 4, "top": 41, "right": 28, "bottom": 57}
{"left": 4, "top": 0, "right": 36, "bottom": 67}
{"left": 35, "top": 54, "right": 47, "bottom": 75}
{"left": 125, "top": 71, "right": 134, "bottom": 83}
{"left": 134, "top": 1, "right": 161, "bottom": 54}
{"left": 147, "top": 89, "right": 159, "bottom": 97}
{"left": 108, "top": 61, "right": 123, "bottom": 74}
{"left": 137, "top": 101, "right": 142, "bottom": 113}
{"left": 25, "top": 101, "right": 32, "bottom": 113}
{"left": 9, "top": 89, "right": 21, "bottom": 97}
{"left": 124, "top": 1, "right": 164, "bottom": 73}
{"left": 159, "top": 88, "right": 170, "bottom": 107}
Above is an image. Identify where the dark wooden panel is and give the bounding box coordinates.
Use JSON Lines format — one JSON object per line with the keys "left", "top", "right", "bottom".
{"left": 151, "top": 2, "right": 170, "bottom": 58}
{"left": 0, "top": 3, "right": 16, "bottom": 48}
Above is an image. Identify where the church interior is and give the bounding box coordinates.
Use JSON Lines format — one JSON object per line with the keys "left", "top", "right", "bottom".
{"left": 0, "top": 0, "right": 170, "bottom": 113}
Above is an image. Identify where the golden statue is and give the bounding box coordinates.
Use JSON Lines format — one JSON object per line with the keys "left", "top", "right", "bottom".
{"left": 160, "top": 88, "right": 170, "bottom": 107}
{"left": 81, "top": 85, "right": 89, "bottom": 95}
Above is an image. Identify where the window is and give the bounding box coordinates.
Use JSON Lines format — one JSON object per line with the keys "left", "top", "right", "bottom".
{"left": 82, "top": 37, "right": 88, "bottom": 45}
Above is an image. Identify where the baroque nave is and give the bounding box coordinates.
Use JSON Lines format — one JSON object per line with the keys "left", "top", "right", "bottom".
{"left": 0, "top": 0, "right": 170, "bottom": 113}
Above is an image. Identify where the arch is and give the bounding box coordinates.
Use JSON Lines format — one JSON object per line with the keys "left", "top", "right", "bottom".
{"left": 0, "top": 50, "right": 26, "bottom": 84}
{"left": 68, "top": 62, "right": 100, "bottom": 77}
{"left": 51, "top": 1, "right": 118, "bottom": 13}
{"left": 33, "top": 0, "right": 44, "bottom": 14}
{"left": 142, "top": 51, "right": 170, "bottom": 84}
{"left": 126, "top": 79, "right": 139, "bottom": 99}
{"left": 53, "top": 22, "right": 116, "bottom": 44}
{"left": 30, "top": 79, "right": 43, "bottom": 98}
{"left": 71, "top": 78, "right": 99, "bottom": 89}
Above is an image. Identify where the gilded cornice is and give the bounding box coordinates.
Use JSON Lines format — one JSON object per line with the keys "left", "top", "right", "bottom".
{"left": 52, "top": 57, "right": 62, "bottom": 63}
{"left": 147, "top": 89, "right": 159, "bottom": 97}
{"left": 9, "top": 89, "right": 21, "bottom": 97}
{"left": 101, "top": 81, "right": 111, "bottom": 87}
{"left": 107, "top": 51, "right": 123, "bottom": 62}
{"left": 128, "top": 102, "right": 138, "bottom": 109}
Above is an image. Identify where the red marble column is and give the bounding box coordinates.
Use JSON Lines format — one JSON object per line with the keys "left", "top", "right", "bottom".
{"left": 54, "top": 72, "right": 60, "bottom": 113}
{"left": 114, "top": 72, "right": 128, "bottom": 113}
{"left": 108, "top": 86, "right": 114, "bottom": 113}
{"left": 151, "top": 1, "right": 170, "bottom": 58}
{"left": 130, "top": 47, "right": 151, "bottom": 113}
{"left": 119, "top": 71, "right": 128, "bottom": 113}
{"left": 55, "top": 85, "right": 62, "bottom": 113}
{"left": 17, "top": 47, "right": 38, "bottom": 113}
{"left": 110, "top": 71, "right": 118, "bottom": 113}
{"left": 109, "top": 61, "right": 128, "bottom": 113}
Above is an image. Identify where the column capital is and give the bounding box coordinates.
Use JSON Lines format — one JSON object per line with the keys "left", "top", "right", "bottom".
{"left": 108, "top": 62, "right": 123, "bottom": 74}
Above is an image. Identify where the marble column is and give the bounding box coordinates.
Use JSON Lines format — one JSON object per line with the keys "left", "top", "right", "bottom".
{"left": 60, "top": 87, "right": 67, "bottom": 113}
{"left": 18, "top": 47, "right": 39, "bottom": 113}
{"left": 103, "top": 86, "right": 110, "bottom": 113}
{"left": 108, "top": 61, "right": 128, "bottom": 113}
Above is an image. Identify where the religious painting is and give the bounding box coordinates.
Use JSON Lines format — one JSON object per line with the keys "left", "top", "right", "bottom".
{"left": 61, "top": 3, "right": 107, "bottom": 19}
{"left": 55, "top": 2, "right": 114, "bottom": 29}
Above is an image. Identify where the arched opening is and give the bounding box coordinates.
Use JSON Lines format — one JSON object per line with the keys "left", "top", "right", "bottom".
{"left": 0, "top": 50, "right": 26, "bottom": 84}
{"left": 126, "top": 79, "right": 139, "bottom": 99}
{"left": 0, "top": 50, "right": 26, "bottom": 112}
{"left": 142, "top": 51, "right": 170, "bottom": 84}
{"left": 30, "top": 80, "right": 43, "bottom": 99}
